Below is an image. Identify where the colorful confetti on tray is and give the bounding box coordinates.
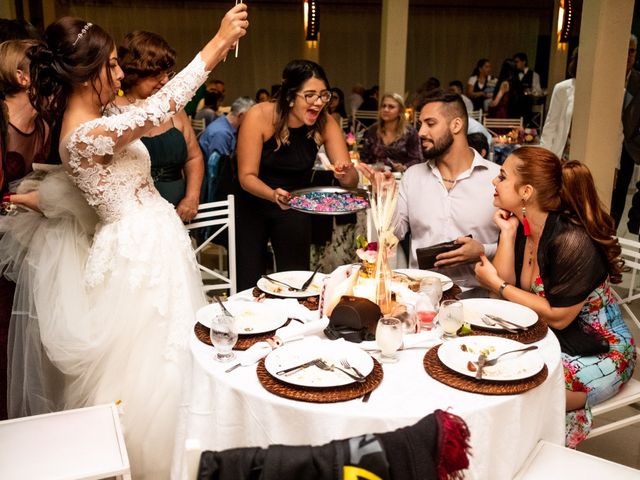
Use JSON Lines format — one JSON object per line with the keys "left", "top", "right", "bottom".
{"left": 288, "top": 188, "right": 370, "bottom": 215}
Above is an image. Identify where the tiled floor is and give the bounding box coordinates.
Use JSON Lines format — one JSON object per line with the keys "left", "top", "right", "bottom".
{"left": 575, "top": 186, "right": 640, "bottom": 469}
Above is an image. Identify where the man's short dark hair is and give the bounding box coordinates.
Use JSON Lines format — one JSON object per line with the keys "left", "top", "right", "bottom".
{"left": 415, "top": 89, "right": 468, "bottom": 132}
{"left": 513, "top": 52, "right": 528, "bottom": 65}
{"left": 449, "top": 80, "right": 464, "bottom": 90}
{"left": 467, "top": 132, "right": 489, "bottom": 157}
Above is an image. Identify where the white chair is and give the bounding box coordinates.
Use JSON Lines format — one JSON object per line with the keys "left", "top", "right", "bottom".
{"left": 0, "top": 403, "right": 131, "bottom": 480}
{"left": 339, "top": 117, "right": 349, "bottom": 131}
{"left": 468, "top": 109, "right": 483, "bottom": 123}
{"left": 513, "top": 440, "right": 639, "bottom": 479}
{"left": 586, "top": 236, "right": 640, "bottom": 438}
{"left": 185, "top": 195, "right": 237, "bottom": 295}
{"left": 482, "top": 116, "right": 523, "bottom": 136}
{"left": 352, "top": 110, "right": 378, "bottom": 138}
{"left": 190, "top": 117, "right": 206, "bottom": 136}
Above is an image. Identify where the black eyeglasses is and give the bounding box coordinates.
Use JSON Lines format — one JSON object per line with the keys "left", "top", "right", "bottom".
{"left": 296, "top": 91, "right": 332, "bottom": 105}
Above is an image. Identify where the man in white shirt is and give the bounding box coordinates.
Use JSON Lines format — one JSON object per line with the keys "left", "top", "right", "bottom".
{"left": 513, "top": 52, "right": 542, "bottom": 94}
{"left": 395, "top": 92, "right": 500, "bottom": 286}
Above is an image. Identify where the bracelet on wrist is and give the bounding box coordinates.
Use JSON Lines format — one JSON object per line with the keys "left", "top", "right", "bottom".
{"left": 498, "top": 281, "right": 509, "bottom": 298}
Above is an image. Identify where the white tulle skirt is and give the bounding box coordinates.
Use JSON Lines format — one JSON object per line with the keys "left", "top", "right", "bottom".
{"left": 0, "top": 168, "right": 206, "bottom": 479}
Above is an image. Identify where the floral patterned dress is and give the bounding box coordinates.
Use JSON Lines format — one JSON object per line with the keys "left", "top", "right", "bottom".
{"left": 530, "top": 276, "right": 636, "bottom": 447}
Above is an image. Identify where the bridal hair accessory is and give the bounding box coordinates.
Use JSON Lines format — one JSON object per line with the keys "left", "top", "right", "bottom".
{"left": 72, "top": 22, "right": 93, "bottom": 47}
{"left": 522, "top": 199, "right": 530, "bottom": 237}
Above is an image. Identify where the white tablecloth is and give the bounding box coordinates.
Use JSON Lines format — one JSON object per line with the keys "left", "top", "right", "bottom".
{"left": 177, "top": 311, "right": 565, "bottom": 480}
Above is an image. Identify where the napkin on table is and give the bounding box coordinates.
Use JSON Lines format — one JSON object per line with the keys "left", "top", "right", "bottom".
{"left": 239, "top": 317, "right": 330, "bottom": 366}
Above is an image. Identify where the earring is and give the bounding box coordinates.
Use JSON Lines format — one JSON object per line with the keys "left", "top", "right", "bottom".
{"left": 83, "top": 81, "right": 88, "bottom": 87}
{"left": 522, "top": 199, "right": 531, "bottom": 236}
{"left": 289, "top": 101, "right": 294, "bottom": 107}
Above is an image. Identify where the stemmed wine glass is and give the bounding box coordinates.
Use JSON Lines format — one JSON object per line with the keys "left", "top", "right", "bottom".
{"left": 209, "top": 313, "right": 238, "bottom": 362}
{"left": 375, "top": 316, "right": 403, "bottom": 363}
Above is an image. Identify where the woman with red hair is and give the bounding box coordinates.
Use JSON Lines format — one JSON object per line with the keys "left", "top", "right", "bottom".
{"left": 475, "top": 147, "right": 636, "bottom": 447}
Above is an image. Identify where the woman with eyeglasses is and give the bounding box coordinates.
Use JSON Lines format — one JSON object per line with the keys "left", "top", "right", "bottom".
{"left": 359, "top": 92, "right": 422, "bottom": 173}
{"left": 115, "top": 30, "right": 203, "bottom": 221}
{"left": 236, "top": 59, "right": 358, "bottom": 290}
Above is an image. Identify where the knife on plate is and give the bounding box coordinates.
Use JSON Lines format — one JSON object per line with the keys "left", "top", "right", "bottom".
{"left": 485, "top": 314, "right": 528, "bottom": 331}
{"left": 276, "top": 358, "right": 321, "bottom": 376}
{"left": 475, "top": 353, "right": 487, "bottom": 380}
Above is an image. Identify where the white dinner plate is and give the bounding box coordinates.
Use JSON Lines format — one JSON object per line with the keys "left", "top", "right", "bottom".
{"left": 196, "top": 301, "right": 288, "bottom": 335}
{"left": 437, "top": 336, "right": 544, "bottom": 381}
{"left": 459, "top": 298, "right": 538, "bottom": 331}
{"left": 392, "top": 269, "right": 453, "bottom": 291}
{"left": 265, "top": 339, "right": 375, "bottom": 388}
{"left": 257, "top": 270, "right": 327, "bottom": 298}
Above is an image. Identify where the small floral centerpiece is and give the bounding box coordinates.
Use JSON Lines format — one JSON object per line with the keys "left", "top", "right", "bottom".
{"left": 356, "top": 235, "right": 378, "bottom": 277}
{"left": 505, "top": 127, "right": 539, "bottom": 144}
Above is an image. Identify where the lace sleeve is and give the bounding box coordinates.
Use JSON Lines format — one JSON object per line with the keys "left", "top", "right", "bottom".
{"left": 61, "top": 53, "right": 210, "bottom": 174}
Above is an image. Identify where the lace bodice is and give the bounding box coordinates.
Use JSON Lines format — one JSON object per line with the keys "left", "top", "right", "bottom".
{"left": 59, "top": 54, "right": 210, "bottom": 223}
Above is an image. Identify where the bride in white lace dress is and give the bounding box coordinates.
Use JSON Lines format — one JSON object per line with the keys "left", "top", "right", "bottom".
{"left": 0, "top": 6, "right": 247, "bottom": 478}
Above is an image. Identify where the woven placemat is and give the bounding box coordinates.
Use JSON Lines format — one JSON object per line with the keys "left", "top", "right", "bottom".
{"left": 468, "top": 318, "right": 548, "bottom": 344}
{"left": 252, "top": 287, "right": 320, "bottom": 311}
{"left": 194, "top": 319, "right": 293, "bottom": 351}
{"left": 256, "top": 357, "right": 383, "bottom": 403}
{"left": 423, "top": 344, "right": 548, "bottom": 395}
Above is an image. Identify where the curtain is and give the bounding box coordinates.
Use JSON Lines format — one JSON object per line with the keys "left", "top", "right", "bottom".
{"left": 56, "top": 1, "right": 543, "bottom": 105}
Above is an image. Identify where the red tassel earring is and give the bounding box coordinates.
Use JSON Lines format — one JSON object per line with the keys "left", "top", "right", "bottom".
{"left": 522, "top": 201, "right": 531, "bottom": 237}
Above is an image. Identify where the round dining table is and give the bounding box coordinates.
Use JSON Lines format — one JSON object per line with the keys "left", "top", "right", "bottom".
{"left": 174, "top": 293, "right": 565, "bottom": 480}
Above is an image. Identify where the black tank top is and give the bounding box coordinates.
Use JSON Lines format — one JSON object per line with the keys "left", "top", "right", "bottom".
{"left": 237, "top": 125, "right": 318, "bottom": 205}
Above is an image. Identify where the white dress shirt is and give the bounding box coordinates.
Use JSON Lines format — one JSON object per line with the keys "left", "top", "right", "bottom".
{"left": 394, "top": 148, "right": 500, "bottom": 285}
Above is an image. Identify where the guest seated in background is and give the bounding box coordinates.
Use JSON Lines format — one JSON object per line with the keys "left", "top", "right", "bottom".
{"left": 235, "top": 60, "right": 357, "bottom": 290}
{"left": 197, "top": 77, "right": 225, "bottom": 112}
{"left": 194, "top": 90, "right": 221, "bottom": 126}
{"left": 365, "top": 91, "right": 499, "bottom": 287}
{"left": 327, "top": 87, "right": 347, "bottom": 126}
{"left": 347, "top": 83, "right": 365, "bottom": 116}
{"left": 475, "top": 148, "right": 636, "bottom": 447}
{"left": 467, "top": 132, "right": 489, "bottom": 159}
{"left": 359, "top": 92, "right": 422, "bottom": 172}
{"left": 117, "top": 30, "right": 203, "bottom": 221}
{"left": 487, "top": 58, "right": 522, "bottom": 119}
{"left": 466, "top": 58, "right": 493, "bottom": 112}
{"left": 199, "top": 96, "right": 254, "bottom": 204}
{"left": 467, "top": 116, "right": 493, "bottom": 149}
{"left": 448, "top": 80, "right": 473, "bottom": 115}
{"left": 359, "top": 85, "right": 379, "bottom": 112}
{"left": 255, "top": 88, "right": 270, "bottom": 103}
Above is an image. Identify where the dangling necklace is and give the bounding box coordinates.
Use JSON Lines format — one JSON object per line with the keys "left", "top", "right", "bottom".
{"left": 526, "top": 236, "right": 536, "bottom": 266}
{"left": 441, "top": 177, "right": 456, "bottom": 184}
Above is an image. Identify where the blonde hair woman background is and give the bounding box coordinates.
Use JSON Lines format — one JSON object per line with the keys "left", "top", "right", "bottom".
{"left": 359, "top": 92, "right": 422, "bottom": 172}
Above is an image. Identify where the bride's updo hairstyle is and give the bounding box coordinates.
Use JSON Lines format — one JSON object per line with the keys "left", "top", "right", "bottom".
{"left": 511, "top": 146, "right": 624, "bottom": 283}
{"left": 28, "top": 17, "right": 115, "bottom": 122}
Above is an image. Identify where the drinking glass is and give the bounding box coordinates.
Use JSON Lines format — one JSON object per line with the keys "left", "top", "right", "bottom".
{"left": 439, "top": 300, "right": 464, "bottom": 339}
{"left": 209, "top": 313, "right": 238, "bottom": 362}
{"left": 375, "top": 316, "right": 403, "bottom": 363}
{"left": 420, "top": 277, "right": 443, "bottom": 305}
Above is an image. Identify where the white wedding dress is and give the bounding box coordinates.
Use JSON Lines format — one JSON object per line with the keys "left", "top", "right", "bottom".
{"left": 0, "top": 55, "right": 210, "bottom": 478}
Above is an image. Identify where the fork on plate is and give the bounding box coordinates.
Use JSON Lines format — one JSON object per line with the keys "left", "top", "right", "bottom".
{"left": 340, "top": 358, "right": 366, "bottom": 380}
{"left": 314, "top": 359, "right": 366, "bottom": 383}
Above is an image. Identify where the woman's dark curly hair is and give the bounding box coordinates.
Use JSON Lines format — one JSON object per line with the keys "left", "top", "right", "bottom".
{"left": 28, "top": 17, "right": 116, "bottom": 123}
{"left": 117, "top": 31, "right": 176, "bottom": 93}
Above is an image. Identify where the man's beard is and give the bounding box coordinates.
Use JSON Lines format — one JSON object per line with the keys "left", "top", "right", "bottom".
{"left": 422, "top": 129, "right": 454, "bottom": 160}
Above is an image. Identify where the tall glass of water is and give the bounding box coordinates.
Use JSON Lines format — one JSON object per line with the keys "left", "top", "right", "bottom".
{"left": 209, "top": 313, "right": 238, "bottom": 362}
{"left": 375, "top": 316, "right": 403, "bottom": 363}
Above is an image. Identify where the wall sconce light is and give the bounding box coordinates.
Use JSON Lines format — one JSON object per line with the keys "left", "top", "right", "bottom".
{"left": 558, "top": 0, "right": 573, "bottom": 44}
{"left": 304, "top": 0, "right": 319, "bottom": 42}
